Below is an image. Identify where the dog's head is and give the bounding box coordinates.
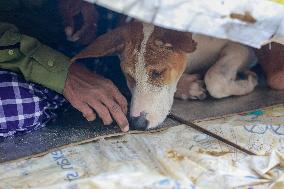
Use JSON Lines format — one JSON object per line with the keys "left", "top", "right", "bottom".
{"left": 72, "top": 22, "right": 196, "bottom": 130}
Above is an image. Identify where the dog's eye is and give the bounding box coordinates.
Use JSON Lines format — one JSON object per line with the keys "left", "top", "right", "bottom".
{"left": 165, "top": 46, "right": 174, "bottom": 51}
{"left": 163, "top": 43, "right": 174, "bottom": 51}
{"left": 151, "top": 70, "right": 161, "bottom": 79}
{"left": 151, "top": 70, "right": 165, "bottom": 79}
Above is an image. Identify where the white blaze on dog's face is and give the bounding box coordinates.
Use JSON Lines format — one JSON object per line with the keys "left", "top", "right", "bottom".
{"left": 72, "top": 22, "right": 196, "bottom": 130}
{"left": 127, "top": 24, "right": 176, "bottom": 129}
{"left": 121, "top": 23, "right": 196, "bottom": 129}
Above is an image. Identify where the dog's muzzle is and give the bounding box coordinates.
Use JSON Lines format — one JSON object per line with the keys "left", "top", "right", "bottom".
{"left": 130, "top": 111, "right": 149, "bottom": 130}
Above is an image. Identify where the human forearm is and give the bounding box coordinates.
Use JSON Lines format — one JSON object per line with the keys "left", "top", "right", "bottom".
{"left": 0, "top": 22, "right": 71, "bottom": 93}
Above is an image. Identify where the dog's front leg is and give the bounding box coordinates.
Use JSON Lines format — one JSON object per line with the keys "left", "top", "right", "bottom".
{"left": 204, "top": 43, "right": 258, "bottom": 98}
{"left": 175, "top": 73, "right": 207, "bottom": 100}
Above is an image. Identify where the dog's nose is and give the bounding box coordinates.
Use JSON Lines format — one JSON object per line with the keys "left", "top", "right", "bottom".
{"left": 130, "top": 112, "right": 149, "bottom": 131}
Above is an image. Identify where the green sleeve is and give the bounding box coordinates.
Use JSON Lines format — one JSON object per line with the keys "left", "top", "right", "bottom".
{"left": 0, "top": 22, "right": 71, "bottom": 94}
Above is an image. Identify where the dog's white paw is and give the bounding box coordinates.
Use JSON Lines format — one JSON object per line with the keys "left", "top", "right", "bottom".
{"left": 175, "top": 74, "right": 207, "bottom": 100}
{"left": 245, "top": 70, "right": 258, "bottom": 88}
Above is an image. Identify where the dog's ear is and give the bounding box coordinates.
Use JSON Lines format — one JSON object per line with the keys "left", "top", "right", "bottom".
{"left": 175, "top": 32, "right": 197, "bottom": 53}
{"left": 156, "top": 28, "right": 197, "bottom": 53}
{"left": 71, "top": 26, "right": 127, "bottom": 62}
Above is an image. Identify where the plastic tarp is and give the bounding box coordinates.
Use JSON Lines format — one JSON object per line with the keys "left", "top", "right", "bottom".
{"left": 1, "top": 105, "right": 284, "bottom": 189}
{"left": 86, "top": 0, "right": 284, "bottom": 48}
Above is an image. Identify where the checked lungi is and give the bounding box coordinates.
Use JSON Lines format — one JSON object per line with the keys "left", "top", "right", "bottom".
{"left": 0, "top": 70, "right": 67, "bottom": 137}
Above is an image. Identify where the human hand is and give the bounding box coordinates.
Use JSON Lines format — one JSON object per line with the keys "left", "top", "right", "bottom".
{"left": 59, "top": 0, "right": 99, "bottom": 45}
{"left": 63, "top": 63, "right": 129, "bottom": 132}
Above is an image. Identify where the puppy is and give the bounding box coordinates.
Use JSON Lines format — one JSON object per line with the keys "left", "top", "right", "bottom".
{"left": 175, "top": 34, "right": 258, "bottom": 100}
{"left": 72, "top": 22, "right": 258, "bottom": 130}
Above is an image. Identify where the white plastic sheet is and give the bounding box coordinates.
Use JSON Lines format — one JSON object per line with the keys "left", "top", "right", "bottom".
{"left": 86, "top": 0, "right": 284, "bottom": 48}
{"left": 1, "top": 105, "right": 284, "bottom": 189}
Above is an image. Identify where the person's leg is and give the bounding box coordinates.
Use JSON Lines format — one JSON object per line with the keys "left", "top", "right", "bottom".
{"left": 0, "top": 70, "right": 67, "bottom": 137}
{"left": 257, "top": 43, "right": 284, "bottom": 90}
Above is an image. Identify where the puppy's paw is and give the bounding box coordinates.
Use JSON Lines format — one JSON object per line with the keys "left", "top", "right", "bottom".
{"left": 175, "top": 74, "right": 207, "bottom": 100}
{"left": 244, "top": 70, "right": 258, "bottom": 88}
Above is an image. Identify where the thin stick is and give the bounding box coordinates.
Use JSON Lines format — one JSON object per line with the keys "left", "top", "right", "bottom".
{"left": 168, "top": 113, "right": 256, "bottom": 155}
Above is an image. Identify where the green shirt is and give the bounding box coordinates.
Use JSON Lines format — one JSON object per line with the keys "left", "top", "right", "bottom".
{"left": 0, "top": 22, "right": 71, "bottom": 93}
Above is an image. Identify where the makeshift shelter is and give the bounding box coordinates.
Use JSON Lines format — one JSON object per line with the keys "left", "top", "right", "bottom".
{"left": 1, "top": 1, "right": 284, "bottom": 188}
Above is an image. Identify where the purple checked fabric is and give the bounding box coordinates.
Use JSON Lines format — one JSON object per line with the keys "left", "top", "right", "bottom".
{"left": 0, "top": 70, "right": 67, "bottom": 137}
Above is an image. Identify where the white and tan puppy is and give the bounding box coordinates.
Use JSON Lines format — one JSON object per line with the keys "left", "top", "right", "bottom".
{"left": 72, "top": 22, "right": 258, "bottom": 130}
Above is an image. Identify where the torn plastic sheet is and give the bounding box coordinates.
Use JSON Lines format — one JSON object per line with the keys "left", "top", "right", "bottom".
{"left": 2, "top": 104, "right": 284, "bottom": 189}
{"left": 85, "top": 0, "right": 284, "bottom": 48}
{"left": 35, "top": 150, "right": 284, "bottom": 189}
{"left": 1, "top": 105, "right": 284, "bottom": 189}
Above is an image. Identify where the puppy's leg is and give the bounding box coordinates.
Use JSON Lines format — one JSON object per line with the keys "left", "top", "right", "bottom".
{"left": 204, "top": 43, "right": 258, "bottom": 98}
{"left": 175, "top": 73, "right": 207, "bottom": 100}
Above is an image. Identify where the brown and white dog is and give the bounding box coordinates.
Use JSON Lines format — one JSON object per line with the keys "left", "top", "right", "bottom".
{"left": 72, "top": 22, "right": 258, "bottom": 130}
